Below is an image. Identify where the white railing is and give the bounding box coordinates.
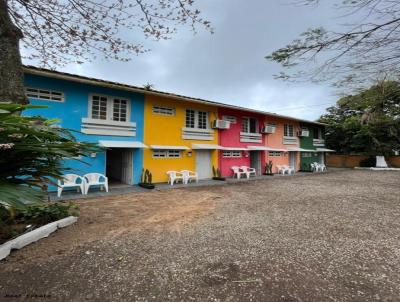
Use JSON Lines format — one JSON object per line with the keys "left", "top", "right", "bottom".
{"left": 182, "top": 127, "right": 214, "bottom": 140}
{"left": 81, "top": 118, "right": 136, "bottom": 137}
{"left": 240, "top": 132, "right": 262, "bottom": 143}
{"left": 313, "top": 139, "right": 325, "bottom": 146}
{"left": 283, "top": 136, "right": 298, "bottom": 145}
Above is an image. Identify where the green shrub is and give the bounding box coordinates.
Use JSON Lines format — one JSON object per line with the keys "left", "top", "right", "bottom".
{"left": 359, "top": 157, "right": 376, "bottom": 167}
{"left": 16, "top": 202, "right": 79, "bottom": 225}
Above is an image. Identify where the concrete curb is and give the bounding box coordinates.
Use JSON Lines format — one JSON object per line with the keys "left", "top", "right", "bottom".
{"left": 354, "top": 167, "right": 400, "bottom": 171}
{"left": 0, "top": 216, "right": 78, "bottom": 260}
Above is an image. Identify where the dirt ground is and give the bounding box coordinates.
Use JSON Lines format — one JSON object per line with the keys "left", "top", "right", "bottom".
{"left": 1, "top": 170, "right": 400, "bottom": 301}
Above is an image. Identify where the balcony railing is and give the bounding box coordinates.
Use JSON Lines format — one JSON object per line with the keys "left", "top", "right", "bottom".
{"left": 313, "top": 138, "right": 325, "bottom": 146}
{"left": 240, "top": 132, "right": 262, "bottom": 143}
{"left": 81, "top": 118, "right": 136, "bottom": 137}
{"left": 283, "top": 136, "right": 298, "bottom": 145}
{"left": 182, "top": 127, "right": 214, "bottom": 140}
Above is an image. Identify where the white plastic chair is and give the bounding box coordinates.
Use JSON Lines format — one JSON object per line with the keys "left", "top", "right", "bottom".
{"left": 276, "top": 165, "right": 288, "bottom": 175}
{"left": 166, "top": 171, "right": 184, "bottom": 186}
{"left": 319, "top": 163, "right": 327, "bottom": 172}
{"left": 286, "top": 165, "right": 295, "bottom": 175}
{"left": 310, "top": 163, "right": 316, "bottom": 172}
{"left": 312, "top": 162, "right": 322, "bottom": 172}
{"left": 57, "top": 174, "right": 85, "bottom": 197}
{"left": 231, "top": 166, "right": 247, "bottom": 179}
{"left": 84, "top": 173, "right": 108, "bottom": 194}
{"left": 181, "top": 170, "right": 199, "bottom": 184}
{"left": 240, "top": 166, "right": 256, "bottom": 178}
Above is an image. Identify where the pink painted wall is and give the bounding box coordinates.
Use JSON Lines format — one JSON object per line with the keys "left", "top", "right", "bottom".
{"left": 264, "top": 116, "right": 301, "bottom": 173}
{"left": 218, "top": 108, "right": 266, "bottom": 177}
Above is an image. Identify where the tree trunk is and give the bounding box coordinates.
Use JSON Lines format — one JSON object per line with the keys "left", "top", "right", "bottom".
{"left": 0, "top": 0, "right": 27, "bottom": 104}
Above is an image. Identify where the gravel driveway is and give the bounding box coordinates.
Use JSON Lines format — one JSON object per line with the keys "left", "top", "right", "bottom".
{"left": 1, "top": 169, "right": 400, "bottom": 301}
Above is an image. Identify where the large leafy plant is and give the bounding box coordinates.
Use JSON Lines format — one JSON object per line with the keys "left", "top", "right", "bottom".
{"left": 0, "top": 103, "right": 99, "bottom": 208}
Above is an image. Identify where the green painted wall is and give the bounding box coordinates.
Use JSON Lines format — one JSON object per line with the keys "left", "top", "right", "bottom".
{"left": 299, "top": 123, "right": 325, "bottom": 171}
{"left": 299, "top": 123, "right": 325, "bottom": 150}
{"left": 300, "top": 153, "right": 320, "bottom": 171}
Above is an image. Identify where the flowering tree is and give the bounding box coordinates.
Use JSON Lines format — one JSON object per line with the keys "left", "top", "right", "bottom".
{"left": 0, "top": 0, "right": 212, "bottom": 104}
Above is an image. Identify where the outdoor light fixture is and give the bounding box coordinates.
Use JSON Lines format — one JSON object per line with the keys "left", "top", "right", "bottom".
{"left": 187, "top": 151, "right": 192, "bottom": 157}
{"left": 90, "top": 152, "right": 97, "bottom": 158}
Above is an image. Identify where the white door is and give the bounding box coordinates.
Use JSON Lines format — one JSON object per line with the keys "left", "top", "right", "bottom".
{"left": 250, "top": 151, "right": 261, "bottom": 175}
{"left": 196, "top": 150, "right": 212, "bottom": 179}
{"left": 319, "top": 153, "right": 325, "bottom": 165}
{"left": 289, "top": 152, "right": 297, "bottom": 167}
{"left": 121, "top": 149, "right": 133, "bottom": 184}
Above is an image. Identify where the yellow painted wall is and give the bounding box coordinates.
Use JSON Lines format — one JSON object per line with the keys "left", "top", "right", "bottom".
{"left": 143, "top": 95, "right": 219, "bottom": 183}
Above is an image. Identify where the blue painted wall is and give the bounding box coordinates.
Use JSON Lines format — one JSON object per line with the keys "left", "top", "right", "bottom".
{"left": 23, "top": 74, "right": 145, "bottom": 186}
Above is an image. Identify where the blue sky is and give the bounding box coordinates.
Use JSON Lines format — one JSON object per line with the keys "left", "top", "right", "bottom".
{"left": 23, "top": 1, "right": 345, "bottom": 120}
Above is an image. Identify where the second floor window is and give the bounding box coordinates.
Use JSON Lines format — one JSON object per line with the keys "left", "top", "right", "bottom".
{"left": 241, "top": 117, "right": 257, "bottom": 133}
{"left": 284, "top": 124, "right": 294, "bottom": 137}
{"left": 90, "top": 94, "right": 130, "bottom": 122}
{"left": 185, "top": 109, "right": 208, "bottom": 129}
{"left": 313, "top": 128, "right": 322, "bottom": 139}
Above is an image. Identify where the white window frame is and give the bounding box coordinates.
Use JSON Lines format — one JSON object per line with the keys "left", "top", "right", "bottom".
{"left": 268, "top": 151, "right": 282, "bottom": 157}
{"left": 88, "top": 94, "right": 131, "bottom": 123}
{"left": 152, "top": 149, "right": 182, "bottom": 158}
{"left": 152, "top": 105, "right": 175, "bottom": 116}
{"left": 241, "top": 117, "right": 258, "bottom": 134}
{"left": 25, "top": 87, "right": 65, "bottom": 102}
{"left": 313, "top": 128, "right": 323, "bottom": 139}
{"left": 185, "top": 109, "right": 209, "bottom": 129}
{"left": 222, "top": 150, "right": 242, "bottom": 158}
{"left": 222, "top": 115, "right": 237, "bottom": 124}
{"left": 284, "top": 124, "right": 295, "bottom": 137}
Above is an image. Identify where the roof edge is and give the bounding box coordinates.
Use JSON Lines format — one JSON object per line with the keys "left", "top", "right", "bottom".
{"left": 23, "top": 65, "right": 326, "bottom": 126}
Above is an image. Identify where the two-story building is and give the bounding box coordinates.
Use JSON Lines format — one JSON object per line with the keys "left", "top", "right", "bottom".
{"left": 218, "top": 107, "right": 266, "bottom": 177}
{"left": 22, "top": 65, "right": 328, "bottom": 187}
{"left": 24, "top": 66, "right": 147, "bottom": 186}
{"left": 299, "top": 122, "right": 333, "bottom": 171}
{"left": 143, "top": 94, "right": 219, "bottom": 182}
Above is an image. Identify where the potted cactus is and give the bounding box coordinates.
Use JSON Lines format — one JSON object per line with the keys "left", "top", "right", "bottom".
{"left": 263, "top": 160, "right": 274, "bottom": 175}
{"left": 212, "top": 166, "right": 226, "bottom": 181}
{"left": 138, "top": 169, "right": 155, "bottom": 189}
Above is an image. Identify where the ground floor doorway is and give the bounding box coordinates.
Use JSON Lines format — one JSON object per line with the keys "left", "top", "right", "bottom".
{"left": 319, "top": 153, "right": 325, "bottom": 165}
{"left": 106, "top": 148, "right": 133, "bottom": 185}
{"left": 250, "top": 151, "right": 262, "bottom": 175}
{"left": 196, "top": 150, "right": 212, "bottom": 179}
{"left": 289, "top": 152, "right": 297, "bottom": 169}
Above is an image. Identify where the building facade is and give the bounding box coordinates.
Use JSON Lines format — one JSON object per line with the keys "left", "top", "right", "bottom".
{"left": 143, "top": 94, "right": 219, "bottom": 183}
{"left": 24, "top": 71, "right": 146, "bottom": 186}
{"left": 263, "top": 116, "right": 301, "bottom": 173}
{"left": 299, "top": 123, "right": 329, "bottom": 171}
{"left": 218, "top": 108, "right": 266, "bottom": 177}
{"left": 22, "top": 66, "right": 328, "bottom": 188}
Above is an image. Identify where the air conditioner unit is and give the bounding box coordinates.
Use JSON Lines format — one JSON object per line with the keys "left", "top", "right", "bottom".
{"left": 297, "top": 130, "right": 310, "bottom": 137}
{"left": 262, "top": 123, "right": 276, "bottom": 134}
{"left": 212, "top": 119, "right": 230, "bottom": 129}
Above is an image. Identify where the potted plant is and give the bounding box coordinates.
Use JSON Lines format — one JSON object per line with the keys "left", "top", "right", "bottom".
{"left": 138, "top": 169, "right": 155, "bottom": 189}
{"left": 212, "top": 166, "right": 226, "bottom": 181}
{"left": 263, "top": 160, "right": 274, "bottom": 175}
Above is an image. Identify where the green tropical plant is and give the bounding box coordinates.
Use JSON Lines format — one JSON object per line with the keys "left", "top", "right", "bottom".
{"left": 140, "top": 169, "right": 153, "bottom": 184}
{"left": 265, "top": 161, "right": 273, "bottom": 174}
{"left": 18, "top": 202, "right": 78, "bottom": 225}
{"left": 0, "top": 103, "right": 99, "bottom": 208}
{"left": 212, "top": 166, "right": 222, "bottom": 178}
